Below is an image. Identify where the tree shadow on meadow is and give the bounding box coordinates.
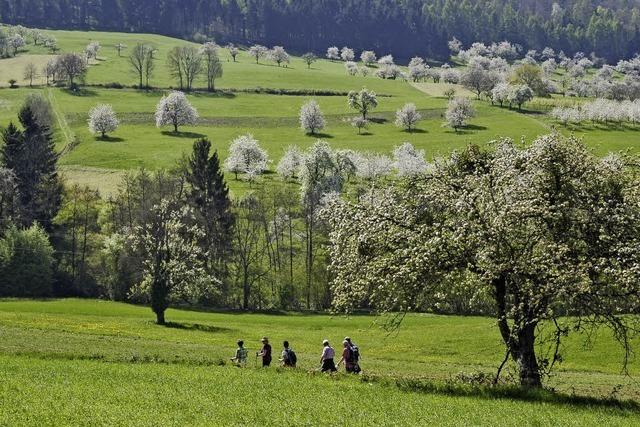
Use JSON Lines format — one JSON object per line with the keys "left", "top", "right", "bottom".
{"left": 190, "top": 90, "right": 236, "bottom": 99}
{"left": 95, "top": 136, "right": 125, "bottom": 142}
{"left": 395, "top": 378, "right": 640, "bottom": 411}
{"left": 161, "top": 130, "right": 207, "bottom": 139}
{"left": 464, "top": 124, "right": 487, "bottom": 131}
{"left": 164, "top": 321, "right": 232, "bottom": 333}
{"left": 404, "top": 128, "right": 428, "bottom": 134}
{"left": 62, "top": 87, "right": 99, "bottom": 97}
{"left": 306, "top": 132, "right": 334, "bottom": 139}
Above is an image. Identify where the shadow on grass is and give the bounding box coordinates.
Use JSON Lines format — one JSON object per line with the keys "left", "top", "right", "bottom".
{"left": 368, "top": 117, "right": 388, "bottom": 124}
{"left": 404, "top": 128, "right": 428, "bottom": 134}
{"left": 95, "top": 136, "right": 125, "bottom": 142}
{"left": 161, "top": 131, "right": 207, "bottom": 139}
{"left": 189, "top": 90, "right": 236, "bottom": 99}
{"left": 164, "top": 321, "right": 231, "bottom": 333}
{"left": 465, "top": 124, "right": 488, "bottom": 131}
{"left": 306, "top": 132, "right": 334, "bottom": 139}
{"left": 393, "top": 377, "right": 640, "bottom": 411}
{"left": 62, "top": 87, "right": 99, "bottom": 97}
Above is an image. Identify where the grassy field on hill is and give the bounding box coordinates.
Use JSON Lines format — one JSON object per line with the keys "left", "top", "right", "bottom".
{"left": 0, "top": 299, "right": 639, "bottom": 425}
{"left": 0, "top": 29, "right": 639, "bottom": 195}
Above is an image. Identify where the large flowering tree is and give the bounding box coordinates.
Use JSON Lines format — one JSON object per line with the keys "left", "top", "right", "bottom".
{"left": 325, "top": 134, "right": 640, "bottom": 387}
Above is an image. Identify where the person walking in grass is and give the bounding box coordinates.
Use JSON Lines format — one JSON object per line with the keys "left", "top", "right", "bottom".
{"left": 257, "top": 336, "right": 272, "bottom": 367}
{"left": 279, "top": 340, "right": 297, "bottom": 367}
{"left": 344, "top": 336, "right": 361, "bottom": 373}
{"left": 337, "top": 340, "right": 356, "bottom": 373}
{"left": 230, "top": 340, "right": 248, "bottom": 366}
{"left": 319, "top": 339, "right": 337, "bottom": 372}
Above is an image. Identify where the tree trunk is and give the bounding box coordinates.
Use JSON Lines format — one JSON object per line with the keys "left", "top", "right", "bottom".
{"left": 243, "top": 265, "right": 250, "bottom": 310}
{"left": 155, "top": 310, "right": 165, "bottom": 325}
{"left": 516, "top": 322, "right": 542, "bottom": 387}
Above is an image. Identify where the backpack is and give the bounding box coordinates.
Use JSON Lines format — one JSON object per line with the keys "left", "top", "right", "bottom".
{"left": 285, "top": 348, "right": 297, "bottom": 366}
{"left": 350, "top": 345, "right": 360, "bottom": 363}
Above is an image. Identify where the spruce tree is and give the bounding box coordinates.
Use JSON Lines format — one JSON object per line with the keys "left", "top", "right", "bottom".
{"left": 185, "top": 138, "right": 234, "bottom": 287}
{"left": 1, "top": 104, "right": 62, "bottom": 230}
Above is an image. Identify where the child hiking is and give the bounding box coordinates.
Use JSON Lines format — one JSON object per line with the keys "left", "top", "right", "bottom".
{"left": 279, "top": 340, "right": 297, "bottom": 367}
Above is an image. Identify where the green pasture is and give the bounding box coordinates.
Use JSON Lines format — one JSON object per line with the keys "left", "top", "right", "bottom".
{"left": 0, "top": 299, "right": 638, "bottom": 425}
{"left": 0, "top": 29, "right": 639, "bottom": 196}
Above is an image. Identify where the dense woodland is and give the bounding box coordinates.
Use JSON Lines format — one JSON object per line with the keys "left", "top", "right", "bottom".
{"left": 1, "top": 0, "right": 640, "bottom": 61}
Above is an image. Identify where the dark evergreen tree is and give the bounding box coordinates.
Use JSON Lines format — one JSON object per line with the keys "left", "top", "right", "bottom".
{"left": 1, "top": 104, "right": 62, "bottom": 230}
{"left": 184, "top": 138, "right": 234, "bottom": 292}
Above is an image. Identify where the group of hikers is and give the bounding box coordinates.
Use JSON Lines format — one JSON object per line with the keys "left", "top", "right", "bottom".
{"left": 230, "top": 336, "right": 362, "bottom": 374}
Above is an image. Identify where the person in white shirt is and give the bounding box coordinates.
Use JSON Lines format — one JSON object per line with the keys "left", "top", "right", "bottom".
{"left": 320, "top": 339, "right": 337, "bottom": 372}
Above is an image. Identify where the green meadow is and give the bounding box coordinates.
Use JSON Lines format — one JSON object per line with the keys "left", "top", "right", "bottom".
{"left": 2, "top": 29, "right": 640, "bottom": 425}
{"left": 0, "top": 29, "right": 639, "bottom": 195}
{"left": 0, "top": 299, "right": 639, "bottom": 426}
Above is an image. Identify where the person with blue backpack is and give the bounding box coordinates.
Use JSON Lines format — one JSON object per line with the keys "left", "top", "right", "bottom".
{"left": 280, "top": 340, "right": 297, "bottom": 367}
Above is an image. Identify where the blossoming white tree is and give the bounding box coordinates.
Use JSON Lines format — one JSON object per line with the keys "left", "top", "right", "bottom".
{"left": 299, "top": 99, "right": 326, "bottom": 135}
{"left": 269, "top": 46, "right": 290, "bottom": 66}
{"left": 223, "top": 134, "right": 269, "bottom": 180}
{"left": 85, "top": 41, "right": 101, "bottom": 60}
{"left": 394, "top": 103, "right": 422, "bottom": 132}
{"left": 445, "top": 97, "right": 475, "bottom": 131}
{"left": 248, "top": 44, "right": 268, "bottom": 64}
{"left": 360, "top": 50, "right": 376, "bottom": 66}
{"left": 277, "top": 145, "right": 304, "bottom": 180}
{"left": 350, "top": 117, "right": 368, "bottom": 134}
{"left": 155, "top": 91, "right": 199, "bottom": 133}
{"left": 326, "top": 46, "right": 340, "bottom": 60}
{"left": 344, "top": 61, "right": 358, "bottom": 76}
{"left": 299, "top": 140, "right": 343, "bottom": 308}
{"left": 226, "top": 44, "right": 239, "bottom": 62}
{"left": 491, "top": 82, "right": 510, "bottom": 107}
{"left": 393, "top": 142, "right": 428, "bottom": 177}
{"left": 8, "top": 33, "right": 25, "bottom": 56}
{"left": 88, "top": 104, "right": 119, "bottom": 138}
{"left": 508, "top": 84, "right": 534, "bottom": 110}
{"left": 354, "top": 152, "right": 393, "bottom": 181}
{"left": 377, "top": 54, "right": 394, "bottom": 66}
{"left": 325, "top": 134, "right": 640, "bottom": 388}
{"left": 340, "top": 47, "right": 355, "bottom": 62}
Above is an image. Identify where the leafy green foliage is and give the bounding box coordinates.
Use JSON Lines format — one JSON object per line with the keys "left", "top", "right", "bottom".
{"left": 0, "top": 224, "right": 54, "bottom": 296}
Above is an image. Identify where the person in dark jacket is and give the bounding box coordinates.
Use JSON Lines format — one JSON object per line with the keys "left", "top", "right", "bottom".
{"left": 257, "top": 336, "right": 272, "bottom": 367}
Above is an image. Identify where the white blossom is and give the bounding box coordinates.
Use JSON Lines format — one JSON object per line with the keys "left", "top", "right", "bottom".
{"left": 340, "top": 47, "right": 355, "bottom": 62}
{"left": 269, "top": 46, "right": 290, "bottom": 66}
{"left": 445, "top": 97, "right": 475, "bottom": 131}
{"left": 224, "top": 134, "right": 269, "bottom": 180}
{"left": 360, "top": 50, "right": 376, "bottom": 66}
{"left": 354, "top": 152, "right": 393, "bottom": 181}
{"left": 155, "top": 91, "right": 198, "bottom": 132}
{"left": 394, "top": 103, "right": 422, "bottom": 131}
{"left": 299, "top": 99, "right": 326, "bottom": 134}
{"left": 326, "top": 46, "right": 340, "bottom": 60}
{"left": 88, "top": 104, "right": 119, "bottom": 137}
{"left": 277, "top": 145, "right": 303, "bottom": 179}
{"left": 393, "top": 142, "right": 428, "bottom": 177}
